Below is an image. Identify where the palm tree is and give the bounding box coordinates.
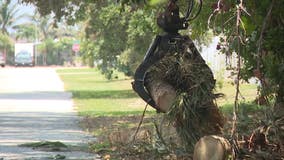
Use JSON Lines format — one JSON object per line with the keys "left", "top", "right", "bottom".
{"left": 31, "top": 12, "right": 78, "bottom": 65}
{"left": 14, "top": 24, "right": 36, "bottom": 42}
{"left": 0, "top": 32, "right": 13, "bottom": 64}
{"left": 0, "top": 0, "right": 26, "bottom": 64}
{"left": 30, "top": 12, "right": 54, "bottom": 39}
{"left": 0, "top": 0, "right": 26, "bottom": 35}
{"left": 31, "top": 13, "right": 55, "bottom": 65}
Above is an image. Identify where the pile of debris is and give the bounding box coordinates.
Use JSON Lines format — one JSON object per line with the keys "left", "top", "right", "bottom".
{"left": 145, "top": 36, "right": 224, "bottom": 151}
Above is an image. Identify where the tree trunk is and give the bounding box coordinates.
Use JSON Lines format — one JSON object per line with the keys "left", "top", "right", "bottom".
{"left": 274, "top": 80, "right": 284, "bottom": 117}
{"left": 146, "top": 78, "right": 176, "bottom": 113}
{"left": 193, "top": 135, "right": 231, "bottom": 160}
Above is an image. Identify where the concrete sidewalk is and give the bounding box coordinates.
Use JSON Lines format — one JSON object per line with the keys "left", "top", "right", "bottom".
{"left": 0, "top": 68, "right": 99, "bottom": 160}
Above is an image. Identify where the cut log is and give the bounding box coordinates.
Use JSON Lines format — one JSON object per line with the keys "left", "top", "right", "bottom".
{"left": 193, "top": 135, "right": 231, "bottom": 160}
{"left": 146, "top": 79, "right": 176, "bottom": 112}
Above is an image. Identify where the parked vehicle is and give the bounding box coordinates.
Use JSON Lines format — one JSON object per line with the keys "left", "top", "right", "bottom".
{"left": 15, "top": 43, "right": 35, "bottom": 67}
{"left": 14, "top": 51, "right": 34, "bottom": 67}
{"left": 0, "top": 54, "right": 5, "bottom": 67}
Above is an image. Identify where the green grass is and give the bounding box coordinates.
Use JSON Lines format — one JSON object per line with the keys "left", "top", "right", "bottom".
{"left": 57, "top": 68, "right": 259, "bottom": 117}
{"left": 216, "top": 81, "right": 258, "bottom": 107}
{"left": 215, "top": 81, "right": 259, "bottom": 114}
{"left": 57, "top": 68, "right": 155, "bottom": 116}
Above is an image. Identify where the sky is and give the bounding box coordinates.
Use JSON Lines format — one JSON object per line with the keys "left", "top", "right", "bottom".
{"left": 14, "top": 0, "right": 35, "bottom": 23}
{"left": 7, "top": 0, "right": 35, "bottom": 33}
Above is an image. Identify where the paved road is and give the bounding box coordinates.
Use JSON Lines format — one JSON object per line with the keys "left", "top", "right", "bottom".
{"left": 0, "top": 67, "right": 99, "bottom": 160}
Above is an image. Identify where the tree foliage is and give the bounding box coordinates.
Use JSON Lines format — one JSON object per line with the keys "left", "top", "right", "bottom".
{"left": 0, "top": 32, "right": 12, "bottom": 49}
{"left": 120, "top": 8, "right": 160, "bottom": 74}
{"left": 78, "top": 1, "right": 161, "bottom": 78}
{"left": 22, "top": 0, "right": 283, "bottom": 107}
{"left": 0, "top": 32, "right": 13, "bottom": 63}
{"left": 14, "top": 24, "right": 36, "bottom": 41}
{"left": 207, "top": 0, "right": 283, "bottom": 109}
{"left": 0, "top": 0, "right": 28, "bottom": 35}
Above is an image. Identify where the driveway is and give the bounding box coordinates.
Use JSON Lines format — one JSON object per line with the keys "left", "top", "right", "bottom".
{"left": 0, "top": 67, "right": 99, "bottom": 160}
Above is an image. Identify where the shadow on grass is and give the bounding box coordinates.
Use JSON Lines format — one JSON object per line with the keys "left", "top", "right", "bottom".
{"left": 79, "top": 110, "right": 155, "bottom": 117}
{"left": 71, "top": 90, "right": 137, "bottom": 99}
{"left": 220, "top": 102, "right": 267, "bottom": 115}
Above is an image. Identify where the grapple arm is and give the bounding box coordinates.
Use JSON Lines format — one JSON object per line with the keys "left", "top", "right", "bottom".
{"left": 132, "top": 35, "right": 161, "bottom": 110}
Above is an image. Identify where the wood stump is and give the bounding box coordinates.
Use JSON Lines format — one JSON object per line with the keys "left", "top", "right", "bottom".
{"left": 193, "top": 135, "right": 231, "bottom": 160}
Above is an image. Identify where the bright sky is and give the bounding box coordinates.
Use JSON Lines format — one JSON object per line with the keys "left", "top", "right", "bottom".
{"left": 200, "top": 37, "right": 225, "bottom": 74}
{"left": 8, "top": 0, "right": 35, "bottom": 33}
{"left": 14, "top": 0, "right": 35, "bottom": 22}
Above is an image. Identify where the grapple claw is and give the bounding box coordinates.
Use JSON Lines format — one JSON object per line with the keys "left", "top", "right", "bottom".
{"left": 132, "top": 0, "right": 203, "bottom": 111}
{"left": 132, "top": 36, "right": 161, "bottom": 110}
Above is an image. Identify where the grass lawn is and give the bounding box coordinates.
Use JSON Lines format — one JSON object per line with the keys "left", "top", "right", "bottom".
{"left": 216, "top": 81, "right": 258, "bottom": 114}
{"left": 57, "top": 68, "right": 155, "bottom": 116}
{"left": 57, "top": 68, "right": 258, "bottom": 116}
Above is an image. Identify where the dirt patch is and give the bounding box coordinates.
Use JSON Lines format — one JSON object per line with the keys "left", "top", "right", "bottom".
{"left": 80, "top": 115, "right": 194, "bottom": 160}
{"left": 80, "top": 106, "right": 284, "bottom": 159}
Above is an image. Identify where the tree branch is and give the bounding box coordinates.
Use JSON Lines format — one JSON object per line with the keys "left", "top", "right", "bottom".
{"left": 256, "top": 0, "right": 275, "bottom": 70}
{"left": 231, "top": 1, "right": 245, "bottom": 159}
{"left": 131, "top": 104, "right": 148, "bottom": 142}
